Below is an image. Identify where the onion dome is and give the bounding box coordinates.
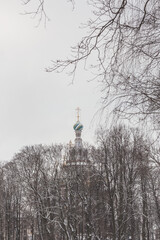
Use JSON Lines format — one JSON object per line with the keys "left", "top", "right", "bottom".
{"left": 73, "top": 121, "right": 83, "bottom": 131}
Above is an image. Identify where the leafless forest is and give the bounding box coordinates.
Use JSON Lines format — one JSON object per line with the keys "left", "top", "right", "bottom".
{"left": 0, "top": 126, "right": 160, "bottom": 239}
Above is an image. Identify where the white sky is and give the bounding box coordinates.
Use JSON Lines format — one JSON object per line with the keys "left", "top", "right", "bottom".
{"left": 0, "top": 0, "right": 103, "bottom": 161}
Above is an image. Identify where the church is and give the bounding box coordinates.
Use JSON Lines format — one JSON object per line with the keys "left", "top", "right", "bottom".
{"left": 55, "top": 108, "right": 112, "bottom": 240}
{"left": 64, "top": 108, "right": 90, "bottom": 167}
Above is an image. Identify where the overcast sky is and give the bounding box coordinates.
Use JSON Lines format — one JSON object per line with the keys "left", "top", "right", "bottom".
{"left": 0, "top": 1, "right": 105, "bottom": 161}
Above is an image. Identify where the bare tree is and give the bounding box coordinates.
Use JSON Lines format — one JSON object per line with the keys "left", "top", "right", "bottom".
{"left": 21, "top": 0, "right": 49, "bottom": 26}
{"left": 0, "top": 165, "right": 5, "bottom": 240}
{"left": 21, "top": 0, "right": 74, "bottom": 25}
{"left": 23, "top": 0, "right": 160, "bottom": 126}
{"left": 0, "top": 161, "right": 24, "bottom": 240}
{"left": 95, "top": 125, "right": 160, "bottom": 240}
{"left": 14, "top": 144, "right": 62, "bottom": 240}
{"left": 1, "top": 126, "right": 159, "bottom": 239}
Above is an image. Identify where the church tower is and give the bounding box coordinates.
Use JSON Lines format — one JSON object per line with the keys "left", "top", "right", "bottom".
{"left": 73, "top": 107, "right": 83, "bottom": 149}
{"left": 65, "top": 108, "right": 88, "bottom": 166}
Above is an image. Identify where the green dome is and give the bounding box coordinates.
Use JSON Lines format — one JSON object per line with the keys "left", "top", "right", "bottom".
{"left": 73, "top": 121, "right": 83, "bottom": 131}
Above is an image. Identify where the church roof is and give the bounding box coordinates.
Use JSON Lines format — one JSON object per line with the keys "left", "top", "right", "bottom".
{"left": 73, "top": 121, "right": 83, "bottom": 131}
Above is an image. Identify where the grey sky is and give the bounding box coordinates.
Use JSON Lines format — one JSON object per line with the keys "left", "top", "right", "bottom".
{"left": 0, "top": 1, "right": 102, "bottom": 161}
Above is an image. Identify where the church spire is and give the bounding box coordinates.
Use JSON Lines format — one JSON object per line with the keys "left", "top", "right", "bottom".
{"left": 73, "top": 107, "right": 83, "bottom": 148}
{"left": 64, "top": 108, "right": 88, "bottom": 166}
{"left": 76, "top": 107, "right": 80, "bottom": 122}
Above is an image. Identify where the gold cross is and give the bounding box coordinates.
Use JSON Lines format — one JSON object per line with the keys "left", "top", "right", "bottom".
{"left": 76, "top": 107, "right": 81, "bottom": 121}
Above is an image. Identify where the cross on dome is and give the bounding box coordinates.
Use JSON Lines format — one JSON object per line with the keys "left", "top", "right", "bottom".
{"left": 76, "top": 107, "right": 81, "bottom": 122}
{"left": 73, "top": 107, "right": 83, "bottom": 132}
